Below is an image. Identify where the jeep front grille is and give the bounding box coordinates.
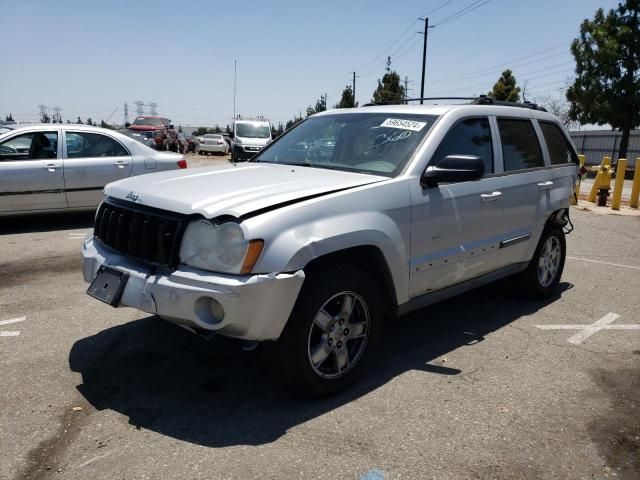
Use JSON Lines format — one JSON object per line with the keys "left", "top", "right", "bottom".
{"left": 93, "top": 199, "right": 187, "bottom": 267}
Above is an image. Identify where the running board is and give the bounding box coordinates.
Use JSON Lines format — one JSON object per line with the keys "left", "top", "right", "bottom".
{"left": 396, "top": 262, "right": 529, "bottom": 317}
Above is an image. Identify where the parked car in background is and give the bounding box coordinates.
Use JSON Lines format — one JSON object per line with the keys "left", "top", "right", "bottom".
{"left": 117, "top": 128, "right": 156, "bottom": 149}
{"left": 231, "top": 119, "right": 272, "bottom": 161}
{"left": 198, "top": 134, "right": 229, "bottom": 155}
{"left": 81, "top": 99, "right": 578, "bottom": 396}
{"left": 127, "top": 115, "right": 172, "bottom": 150}
{"left": 186, "top": 135, "right": 199, "bottom": 153}
{"left": 0, "top": 124, "right": 187, "bottom": 215}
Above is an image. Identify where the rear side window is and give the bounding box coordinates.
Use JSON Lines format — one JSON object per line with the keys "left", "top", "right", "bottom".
{"left": 0, "top": 132, "right": 58, "bottom": 161}
{"left": 498, "top": 119, "right": 544, "bottom": 171}
{"left": 432, "top": 117, "right": 493, "bottom": 174}
{"left": 66, "top": 132, "right": 129, "bottom": 158}
{"left": 539, "top": 122, "right": 578, "bottom": 165}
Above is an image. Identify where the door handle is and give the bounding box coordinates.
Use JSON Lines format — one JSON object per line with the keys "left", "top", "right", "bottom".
{"left": 480, "top": 191, "right": 502, "bottom": 203}
{"left": 44, "top": 163, "right": 57, "bottom": 172}
{"left": 537, "top": 181, "right": 554, "bottom": 191}
{"left": 113, "top": 160, "right": 129, "bottom": 168}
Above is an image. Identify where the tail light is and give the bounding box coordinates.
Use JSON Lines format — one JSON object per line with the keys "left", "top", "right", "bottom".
{"left": 177, "top": 159, "right": 187, "bottom": 169}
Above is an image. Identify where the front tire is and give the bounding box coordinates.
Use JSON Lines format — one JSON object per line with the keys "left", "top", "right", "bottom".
{"left": 516, "top": 227, "right": 566, "bottom": 298}
{"left": 263, "top": 264, "right": 382, "bottom": 397}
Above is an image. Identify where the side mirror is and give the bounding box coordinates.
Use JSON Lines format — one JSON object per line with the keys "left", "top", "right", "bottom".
{"left": 421, "top": 155, "right": 485, "bottom": 188}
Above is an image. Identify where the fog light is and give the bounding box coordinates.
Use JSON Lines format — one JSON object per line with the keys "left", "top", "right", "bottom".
{"left": 210, "top": 298, "right": 225, "bottom": 322}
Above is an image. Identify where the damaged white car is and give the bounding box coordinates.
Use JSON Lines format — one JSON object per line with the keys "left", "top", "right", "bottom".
{"left": 82, "top": 98, "right": 578, "bottom": 396}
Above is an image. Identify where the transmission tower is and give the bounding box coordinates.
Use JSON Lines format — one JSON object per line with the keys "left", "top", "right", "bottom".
{"left": 53, "top": 106, "right": 62, "bottom": 123}
{"left": 135, "top": 100, "right": 144, "bottom": 116}
{"left": 37, "top": 104, "right": 48, "bottom": 122}
{"left": 148, "top": 102, "right": 158, "bottom": 115}
{"left": 386, "top": 56, "right": 392, "bottom": 73}
{"left": 403, "top": 76, "right": 414, "bottom": 101}
{"left": 123, "top": 102, "right": 129, "bottom": 125}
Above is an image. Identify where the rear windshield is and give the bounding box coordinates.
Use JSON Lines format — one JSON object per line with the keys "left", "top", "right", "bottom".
{"left": 253, "top": 113, "right": 438, "bottom": 177}
{"left": 132, "top": 117, "right": 164, "bottom": 126}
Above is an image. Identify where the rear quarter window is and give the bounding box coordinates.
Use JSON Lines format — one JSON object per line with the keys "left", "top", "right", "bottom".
{"left": 539, "top": 121, "right": 578, "bottom": 165}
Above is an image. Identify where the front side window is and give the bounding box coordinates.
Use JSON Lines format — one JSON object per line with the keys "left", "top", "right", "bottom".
{"left": 431, "top": 117, "right": 493, "bottom": 174}
{"left": 498, "top": 118, "right": 544, "bottom": 171}
{"left": 0, "top": 132, "right": 58, "bottom": 161}
{"left": 254, "top": 113, "right": 437, "bottom": 177}
{"left": 539, "top": 121, "right": 578, "bottom": 165}
{"left": 66, "top": 132, "right": 129, "bottom": 158}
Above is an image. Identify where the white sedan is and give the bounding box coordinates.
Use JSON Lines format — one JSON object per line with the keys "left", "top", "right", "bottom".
{"left": 0, "top": 124, "right": 187, "bottom": 215}
{"left": 197, "top": 134, "right": 229, "bottom": 155}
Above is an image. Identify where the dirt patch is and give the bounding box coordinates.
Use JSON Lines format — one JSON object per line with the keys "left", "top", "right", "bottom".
{"left": 16, "top": 403, "right": 88, "bottom": 480}
{"left": 0, "top": 253, "right": 82, "bottom": 289}
{"left": 588, "top": 368, "right": 640, "bottom": 480}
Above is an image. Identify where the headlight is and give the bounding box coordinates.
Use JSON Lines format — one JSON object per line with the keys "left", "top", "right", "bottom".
{"left": 234, "top": 137, "right": 242, "bottom": 145}
{"left": 179, "top": 220, "right": 263, "bottom": 274}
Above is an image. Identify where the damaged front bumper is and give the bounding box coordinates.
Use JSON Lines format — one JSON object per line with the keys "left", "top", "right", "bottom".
{"left": 82, "top": 235, "right": 305, "bottom": 340}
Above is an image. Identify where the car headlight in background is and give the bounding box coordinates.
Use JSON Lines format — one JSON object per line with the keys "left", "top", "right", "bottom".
{"left": 179, "top": 220, "right": 263, "bottom": 274}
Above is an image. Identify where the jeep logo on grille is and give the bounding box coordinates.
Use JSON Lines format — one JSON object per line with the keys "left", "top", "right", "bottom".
{"left": 126, "top": 191, "right": 140, "bottom": 202}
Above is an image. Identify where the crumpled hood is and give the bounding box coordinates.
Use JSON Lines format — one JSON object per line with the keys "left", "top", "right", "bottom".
{"left": 104, "top": 163, "right": 386, "bottom": 218}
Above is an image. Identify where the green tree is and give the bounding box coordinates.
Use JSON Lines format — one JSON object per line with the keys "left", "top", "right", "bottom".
{"left": 5, "top": 113, "right": 14, "bottom": 121}
{"left": 225, "top": 124, "right": 231, "bottom": 134}
{"left": 178, "top": 125, "right": 183, "bottom": 133}
{"left": 214, "top": 124, "right": 221, "bottom": 133}
{"left": 76, "top": 116, "right": 83, "bottom": 124}
{"left": 566, "top": 0, "right": 640, "bottom": 159}
{"left": 335, "top": 85, "right": 357, "bottom": 108}
{"left": 306, "top": 94, "right": 327, "bottom": 117}
{"left": 489, "top": 69, "right": 521, "bottom": 102}
{"left": 372, "top": 71, "right": 405, "bottom": 104}
{"left": 86, "top": 118, "right": 94, "bottom": 126}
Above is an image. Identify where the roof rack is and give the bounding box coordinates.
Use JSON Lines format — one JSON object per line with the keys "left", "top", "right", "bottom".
{"left": 362, "top": 95, "right": 547, "bottom": 112}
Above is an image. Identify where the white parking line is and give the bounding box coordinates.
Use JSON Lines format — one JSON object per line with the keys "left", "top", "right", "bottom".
{"left": 567, "top": 256, "right": 640, "bottom": 271}
{"left": 536, "top": 312, "right": 640, "bottom": 345}
{"left": 0, "top": 316, "right": 25, "bottom": 337}
{"left": 0, "top": 317, "right": 26, "bottom": 326}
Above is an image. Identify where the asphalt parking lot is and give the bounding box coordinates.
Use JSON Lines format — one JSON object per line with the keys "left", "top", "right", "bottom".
{"left": 1, "top": 185, "right": 639, "bottom": 479}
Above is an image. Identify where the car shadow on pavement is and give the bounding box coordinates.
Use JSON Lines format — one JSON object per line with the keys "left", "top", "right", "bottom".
{"left": 69, "top": 280, "right": 572, "bottom": 448}
{"left": 0, "top": 211, "right": 95, "bottom": 235}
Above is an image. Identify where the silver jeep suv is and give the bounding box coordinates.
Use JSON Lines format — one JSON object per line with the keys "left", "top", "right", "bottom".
{"left": 82, "top": 98, "right": 579, "bottom": 396}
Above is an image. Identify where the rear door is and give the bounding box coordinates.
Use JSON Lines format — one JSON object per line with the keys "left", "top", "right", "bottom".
{"left": 494, "top": 117, "right": 551, "bottom": 269}
{"left": 0, "top": 130, "right": 66, "bottom": 213}
{"left": 63, "top": 130, "right": 133, "bottom": 208}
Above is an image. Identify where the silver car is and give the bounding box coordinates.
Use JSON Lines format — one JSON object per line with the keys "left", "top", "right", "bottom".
{"left": 82, "top": 100, "right": 578, "bottom": 396}
{"left": 0, "top": 124, "right": 187, "bottom": 215}
{"left": 197, "top": 134, "right": 229, "bottom": 155}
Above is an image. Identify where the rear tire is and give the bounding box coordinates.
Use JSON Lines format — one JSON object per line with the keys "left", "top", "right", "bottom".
{"left": 515, "top": 227, "right": 566, "bottom": 298}
{"left": 263, "top": 264, "right": 382, "bottom": 397}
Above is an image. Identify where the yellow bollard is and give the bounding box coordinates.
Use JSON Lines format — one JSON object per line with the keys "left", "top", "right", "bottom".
{"left": 572, "top": 154, "right": 586, "bottom": 205}
{"left": 630, "top": 157, "right": 640, "bottom": 209}
{"left": 588, "top": 156, "right": 612, "bottom": 203}
{"left": 611, "top": 158, "right": 627, "bottom": 210}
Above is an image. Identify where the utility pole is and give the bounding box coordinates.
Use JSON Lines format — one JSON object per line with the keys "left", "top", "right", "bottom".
{"left": 403, "top": 76, "right": 414, "bottom": 102}
{"left": 419, "top": 17, "right": 430, "bottom": 104}
{"left": 352, "top": 72, "right": 357, "bottom": 107}
{"left": 38, "top": 104, "right": 48, "bottom": 122}
{"left": 135, "top": 101, "right": 144, "bottom": 116}
{"left": 123, "top": 102, "right": 129, "bottom": 125}
{"left": 233, "top": 59, "right": 237, "bottom": 120}
{"left": 53, "top": 106, "right": 62, "bottom": 123}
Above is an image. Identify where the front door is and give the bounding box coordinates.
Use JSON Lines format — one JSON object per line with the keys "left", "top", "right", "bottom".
{"left": 409, "top": 117, "right": 503, "bottom": 297}
{"left": 0, "top": 130, "right": 66, "bottom": 213}
{"left": 63, "top": 131, "right": 133, "bottom": 208}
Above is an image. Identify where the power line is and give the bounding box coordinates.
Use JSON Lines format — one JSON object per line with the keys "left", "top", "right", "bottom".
{"left": 433, "top": 0, "right": 492, "bottom": 27}
{"left": 354, "top": 19, "right": 420, "bottom": 72}
{"left": 428, "top": 45, "right": 568, "bottom": 84}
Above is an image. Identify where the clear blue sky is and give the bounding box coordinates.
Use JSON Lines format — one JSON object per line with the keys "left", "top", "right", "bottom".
{"left": 0, "top": 0, "right": 620, "bottom": 127}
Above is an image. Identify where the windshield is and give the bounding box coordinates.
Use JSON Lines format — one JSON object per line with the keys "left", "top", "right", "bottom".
{"left": 236, "top": 123, "right": 270, "bottom": 139}
{"left": 132, "top": 117, "right": 164, "bottom": 126}
{"left": 253, "top": 113, "right": 437, "bottom": 177}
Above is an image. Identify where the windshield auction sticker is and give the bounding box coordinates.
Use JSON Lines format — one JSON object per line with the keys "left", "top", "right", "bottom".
{"left": 380, "top": 118, "right": 427, "bottom": 131}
